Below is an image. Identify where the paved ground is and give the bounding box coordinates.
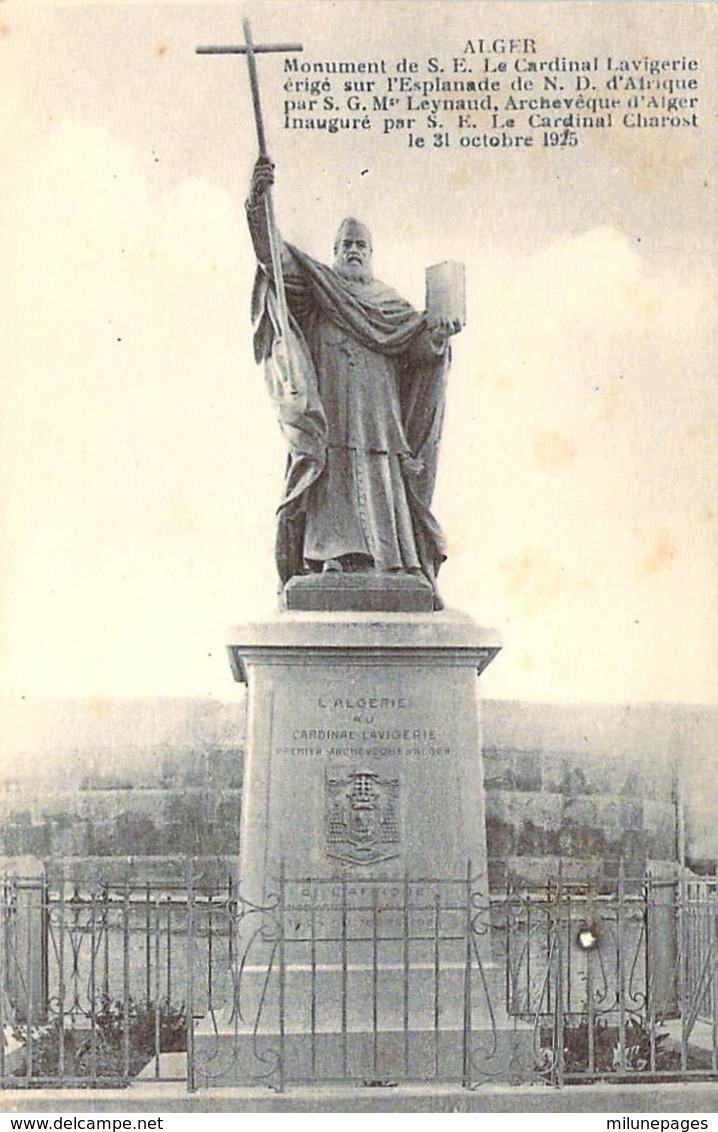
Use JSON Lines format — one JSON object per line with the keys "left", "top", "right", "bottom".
{"left": 2, "top": 1080, "right": 718, "bottom": 1112}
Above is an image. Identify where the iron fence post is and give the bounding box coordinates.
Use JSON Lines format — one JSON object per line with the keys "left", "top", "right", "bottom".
{"left": 645, "top": 872, "right": 657, "bottom": 1073}
{"left": 372, "top": 885, "right": 379, "bottom": 1079}
{"left": 616, "top": 860, "right": 627, "bottom": 1072}
{"left": 403, "top": 871, "right": 410, "bottom": 1078}
{"left": 42, "top": 873, "right": 49, "bottom": 1024}
{"left": 0, "top": 881, "right": 6, "bottom": 1083}
{"left": 341, "top": 875, "right": 348, "bottom": 1079}
{"left": 554, "top": 866, "right": 564, "bottom": 1088}
{"left": 546, "top": 877, "right": 552, "bottom": 1016}
{"left": 310, "top": 886, "right": 317, "bottom": 1079}
{"left": 277, "top": 860, "right": 286, "bottom": 1093}
{"left": 525, "top": 888, "right": 531, "bottom": 1016}
{"left": 154, "top": 899, "right": 161, "bottom": 1081}
{"left": 712, "top": 888, "right": 718, "bottom": 1071}
{"left": 122, "top": 877, "right": 131, "bottom": 1079}
{"left": 102, "top": 882, "right": 109, "bottom": 1003}
{"left": 26, "top": 880, "right": 35, "bottom": 1077}
{"left": 166, "top": 891, "right": 172, "bottom": 1008}
{"left": 462, "top": 859, "right": 473, "bottom": 1088}
{"left": 145, "top": 882, "right": 151, "bottom": 1006}
{"left": 433, "top": 890, "right": 441, "bottom": 1079}
{"left": 186, "top": 870, "right": 196, "bottom": 1093}
{"left": 89, "top": 888, "right": 97, "bottom": 1081}
{"left": 586, "top": 878, "right": 596, "bottom": 1074}
{"left": 58, "top": 868, "right": 66, "bottom": 1081}
{"left": 678, "top": 869, "right": 688, "bottom": 1071}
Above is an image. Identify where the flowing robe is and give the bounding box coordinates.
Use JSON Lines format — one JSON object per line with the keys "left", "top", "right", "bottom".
{"left": 250, "top": 243, "right": 449, "bottom": 591}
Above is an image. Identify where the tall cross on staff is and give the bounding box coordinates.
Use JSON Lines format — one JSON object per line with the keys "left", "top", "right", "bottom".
{"left": 197, "top": 19, "right": 303, "bottom": 366}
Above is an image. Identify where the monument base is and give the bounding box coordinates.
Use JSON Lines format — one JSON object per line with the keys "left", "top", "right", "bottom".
{"left": 192, "top": 960, "right": 535, "bottom": 1087}
{"left": 217, "top": 599, "right": 508, "bottom": 1086}
{"left": 283, "top": 572, "right": 435, "bottom": 613}
{"left": 192, "top": 1025, "right": 535, "bottom": 1089}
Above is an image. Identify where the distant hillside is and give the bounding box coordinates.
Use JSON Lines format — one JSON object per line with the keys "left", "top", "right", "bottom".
{"left": 0, "top": 696, "right": 715, "bottom": 873}
{"left": 0, "top": 696, "right": 246, "bottom": 784}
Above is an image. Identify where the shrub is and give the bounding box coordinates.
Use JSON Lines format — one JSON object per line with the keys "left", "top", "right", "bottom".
{"left": 555, "top": 1016, "right": 681, "bottom": 1076}
{"left": 12, "top": 998, "right": 186, "bottom": 1085}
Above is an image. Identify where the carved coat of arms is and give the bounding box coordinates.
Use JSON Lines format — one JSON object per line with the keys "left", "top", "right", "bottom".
{"left": 325, "top": 768, "right": 400, "bottom": 865}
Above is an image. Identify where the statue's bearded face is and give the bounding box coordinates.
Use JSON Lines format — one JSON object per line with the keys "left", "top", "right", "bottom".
{"left": 333, "top": 220, "right": 373, "bottom": 283}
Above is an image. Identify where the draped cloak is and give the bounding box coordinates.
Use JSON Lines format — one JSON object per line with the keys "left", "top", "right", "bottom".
{"left": 250, "top": 244, "right": 449, "bottom": 591}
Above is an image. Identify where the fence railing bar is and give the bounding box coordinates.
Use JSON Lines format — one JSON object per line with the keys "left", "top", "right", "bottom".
{"left": 526, "top": 891, "right": 532, "bottom": 1015}
{"left": 206, "top": 902, "right": 213, "bottom": 1015}
{"left": 154, "top": 900, "right": 161, "bottom": 1080}
{"left": 58, "top": 870, "right": 66, "bottom": 1082}
{"left": 145, "top": 882, "right": 151, "bottom": 1006}
{"left": 228, "top": 873, "right": 236, "bottom": 973}
{"left": 433, "top": 891, "right": 441, "bottom": 1079}
{"left": 0, "top": 883, "right": 7, "bottom": 1083}
{"left": 545, "top": 877, "right": 552, "bottom": 1017}
{"left": 186, "top": 875, "right": 196, "bottom": 1093}
{"left": 565, "top": 887, "right": 572, "bottom": 1015}
{"left": 102, "top": 885, "right": 110, "bottom": 1002}
{"left": 25, "top": 883, "right": 37, "bottom": 1078}
{"left": 682, "top": 942, "right": 713, "bottom": 1040}
{"left": 341, "top": 876, "right": 348, "bottom": 1080}
{"left": 678, "top": 872, "right": 689, "bottom": 1072}
{"left": 166, "top": 894, "right": 172, "bottom": 1008}
{"left": 122, "top": 877, "right": 131, "bottom": 1079}
{"left": 554, "top": 863, "right": 565, "bottom": 1088}
{"left": 616, "top": 861, "right": 627, "bottom": 1073}
{"left": 89, "top": 888, "right": 97, "bottom": 1081}
{"left": 712, "top": 898, "right": 718, "bottom": 1072}
{"left": 462, "top": 859, "right": 472, "bottom": 1089}
{"left": 403, "top": 871, "right": 410, "bottom": 1078}
{"left": 278, "top": 860, "right": 286, "bottom": 1094}
{"left": 504, "top": 886, "right": 512, "bottom": 1014}
{"left": 310, "top": 895, "right": 317, "bottom": 1079}
{"left": 371, "top": 886, "right": 379, "bottom": 1080}
{"left": 645, "top": 874, "right": 657, "bottom": 1074}
{"left": 586, "top": 879, "right": 596, "bottom": 1074}
{"left": 41, "top": 875, "right": 49, "bottom": 1025}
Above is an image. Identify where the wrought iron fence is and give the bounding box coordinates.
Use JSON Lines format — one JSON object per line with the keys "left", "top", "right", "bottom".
{"left": 1, "top": 865, "right": 717, "bottom": 1090}
{"left": 501, "top": 869, "right": 718, "bottom": 1082}
{"left": 680, "top": 875, "right": 718, "bottom": 1053}
{"left": 188, "top": 864, "right": 543, "bottom": 1090}
{"left": 0, "top": 866, "right": 234, "bottom": 1088}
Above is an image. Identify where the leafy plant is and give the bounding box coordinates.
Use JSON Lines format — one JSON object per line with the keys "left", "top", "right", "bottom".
{"left": 12, "top": 997, "right": 186, "bottom": 1085}
{"left": 556, "top": 1016, "right": 681, "bottom": 1076}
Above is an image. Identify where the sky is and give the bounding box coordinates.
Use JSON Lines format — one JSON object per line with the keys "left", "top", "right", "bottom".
{"left": 0, "top": 1, "right": 716, "bottom": 716}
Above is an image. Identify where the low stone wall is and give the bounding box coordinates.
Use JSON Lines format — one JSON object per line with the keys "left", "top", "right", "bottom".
{"left": 2, "top": 698, "right": 712, "bottom": 886}
{"left": 482, "top": 701, "right": 679, "bottom": 887}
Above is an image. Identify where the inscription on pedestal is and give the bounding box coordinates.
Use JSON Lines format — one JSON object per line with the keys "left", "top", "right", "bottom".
{"left": 273, "top": 691, "right": 453, "bottom": 760}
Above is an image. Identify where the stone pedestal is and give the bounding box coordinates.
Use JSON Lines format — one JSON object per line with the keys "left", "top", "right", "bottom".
{"left": 191, "top": 595, "right": 527, "bottom": 1088}
{"left": 227, "top": 605, "right": 499, "bottom": 899}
